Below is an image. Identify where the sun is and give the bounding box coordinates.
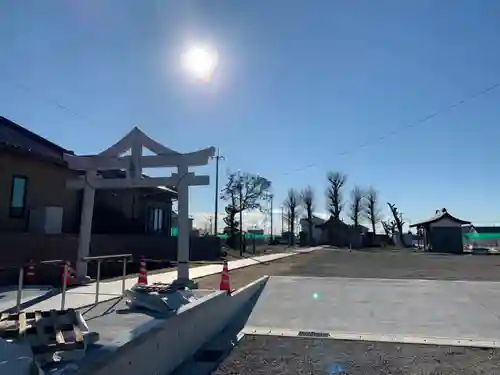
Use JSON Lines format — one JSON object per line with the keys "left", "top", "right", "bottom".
{"left": 181, "top": 46, "right": 219, "bottom": 83}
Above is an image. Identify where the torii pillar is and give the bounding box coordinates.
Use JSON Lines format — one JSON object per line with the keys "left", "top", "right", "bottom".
{"left": 173, "top": 163, "right": 191, "bottom": 284}
{"left": 64, "top": 127, "right": 215, "bottom": 287}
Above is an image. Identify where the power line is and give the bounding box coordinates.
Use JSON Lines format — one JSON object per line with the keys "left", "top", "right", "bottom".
{"left": 282, "top": 81, "right": 500, "bottom": 176}
{"left": 4, "top": 74, "right": 500, "bottom": 181}
{"left": 1, "top": 77, "right": 101, "bottom": 127}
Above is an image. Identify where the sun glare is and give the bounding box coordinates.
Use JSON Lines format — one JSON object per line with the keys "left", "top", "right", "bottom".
{"left": 182, "top": 45, "right": 219, "bottom": 83}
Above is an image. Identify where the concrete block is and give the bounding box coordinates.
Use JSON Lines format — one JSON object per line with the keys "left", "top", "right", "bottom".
{"left": 79, "top": 276, "right": 269, "bottom": 375}
{"left": 0, "top": 338, "right": 44, "bottom": 375}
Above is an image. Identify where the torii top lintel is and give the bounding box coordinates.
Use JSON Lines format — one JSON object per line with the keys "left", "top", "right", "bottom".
{"left": 64, "top": 126, "right": 215, "bottom": 171}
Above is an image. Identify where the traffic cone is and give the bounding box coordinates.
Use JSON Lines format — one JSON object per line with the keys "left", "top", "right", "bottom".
{"left": 219, "top": 260, "right": 231, "bottom": 294}
{"left": 137, "top": 256, "right": 148, "bottom": 285}
{"left": 61, "top": 262, "right": 74, "bottom": 288}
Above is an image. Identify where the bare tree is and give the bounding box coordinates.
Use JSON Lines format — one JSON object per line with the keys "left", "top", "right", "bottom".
{"left": 365, "top": 187, "right": 381, "bottom": 235}
{"left": 381, "top": 219, "right": 396, "bottom": 237}
{"left": 284, "top": 188, "right": 299, "bottom": 246}
{"left": 221, "top": 171, "right": 271, "bottom": 248}
{"left": 301, "top": 186, "right": 315, "bottom": 245}
{"left": 326, "top": 171, "right": 347, "bottom": 221}
{"left": 349, "top": 186, "right": 365, "bottom": 229}
{"left": 387, "top": 202, "right": 406, "bottom": 247}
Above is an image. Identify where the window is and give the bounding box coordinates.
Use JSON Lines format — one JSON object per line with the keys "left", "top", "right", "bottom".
{"left": 146, "top": 207, "right": 164, "bottom": 233}
{"left": 9, "top": 175, "right": 28, "bottom": 218}
{"left": 153, "top": 208, "right": 163, "bottom": 231}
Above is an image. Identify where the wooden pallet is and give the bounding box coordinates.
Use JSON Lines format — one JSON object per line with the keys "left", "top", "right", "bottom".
{"left": 0, "top": 309, "right": 85, "bottom": 355}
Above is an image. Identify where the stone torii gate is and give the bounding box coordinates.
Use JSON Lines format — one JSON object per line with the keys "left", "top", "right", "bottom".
{"left": 64, "top": 127, "right": 215, "bottom": 287}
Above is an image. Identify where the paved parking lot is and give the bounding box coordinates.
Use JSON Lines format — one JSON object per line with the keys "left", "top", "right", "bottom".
{"left": 245, "top": 276, "right": 500, "bottom": 345}
{"left": 205, "top": 248, "right": 500, "bottom": 375}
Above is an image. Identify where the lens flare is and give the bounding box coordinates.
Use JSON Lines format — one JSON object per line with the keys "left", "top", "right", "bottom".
{"left": 181, "top": 45, "right": 219, "bottom": 83}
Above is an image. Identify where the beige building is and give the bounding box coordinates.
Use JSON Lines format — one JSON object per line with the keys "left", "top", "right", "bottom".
{"left": 0, "top": 116, "right": 176, "bottom": 236}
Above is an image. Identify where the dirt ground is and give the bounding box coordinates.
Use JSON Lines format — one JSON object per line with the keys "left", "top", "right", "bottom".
{"left": 196, "top": 247, "right": 500, "bottom": 290}
{"left": 284, "top": 247, "right": 500, "bottom": 280}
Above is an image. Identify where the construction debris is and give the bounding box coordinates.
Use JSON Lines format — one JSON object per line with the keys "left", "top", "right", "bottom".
{"left": 0, "top": 309, "right": 96, "bottom": 366}
{"left": 124, "top": 283, "right": 198, "bottom": 314}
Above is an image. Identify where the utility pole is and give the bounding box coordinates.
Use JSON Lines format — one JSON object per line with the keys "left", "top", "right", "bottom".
{"left": 263, "top": 193, "right": 274, "bottom": 243}
{"left": 238, "top": 173, "right": 243, "bottom": 255}
{"left": 281, "top": 205, "right": 284, "bottom": 235}
{"left": 270, "top": 194, "right": 274, "bottom": 243}
{"left": 207, "top": 216, "right": 213, "bottom": 235}
{"left": 210, "top": 149, "right": 225, "bottom": 236}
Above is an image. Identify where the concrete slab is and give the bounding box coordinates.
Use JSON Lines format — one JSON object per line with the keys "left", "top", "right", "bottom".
{"left": 23, "top": 251, "right": 300, "bottom": 312}
{"left": 43, "top": 289, "right": 217, "bottom": 374}
{"left": 43, "top": 278, "right": 267, "bottom": 375}
{"left": 243, "top": 276, "right": 500, "bottom": 347}
{"left": 76, "top": 290, "right": 213, "bottom": 345}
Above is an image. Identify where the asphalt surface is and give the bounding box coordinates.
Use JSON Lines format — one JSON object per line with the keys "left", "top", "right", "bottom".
{"left": 205, "top": 248, "right": 500, "bottom": 375}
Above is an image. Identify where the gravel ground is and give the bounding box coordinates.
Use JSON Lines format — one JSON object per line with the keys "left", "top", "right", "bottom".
{"left": 284, "top": 247, "right": 500, "bottom": 281}
{"left": 213, "top": 335, "right": 500, "bottom": 375}
{"left": 195, "top": 248, "right": 500, "bottom": 375}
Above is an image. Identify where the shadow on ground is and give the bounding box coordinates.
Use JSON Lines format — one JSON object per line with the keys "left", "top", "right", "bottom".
{"left": 171, "top": 283, "right": 266, "bottom": 375}
{"left": 0, "top": 288, "right": 58, "bottom": 314}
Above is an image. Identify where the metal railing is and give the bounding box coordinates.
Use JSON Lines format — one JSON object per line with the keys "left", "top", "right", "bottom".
{"left": 2, "top": 254, "right": 132, "bottom": 314}
{"left": 5, "top": 259, "right": 67, "bottom": 313}
{"left": 81, "top": 254, "right": 132, "bottom": 304}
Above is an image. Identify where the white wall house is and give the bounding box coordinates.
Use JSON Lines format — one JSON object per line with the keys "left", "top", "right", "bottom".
{"left": 299, "top": 215, "right": 326, "bottom": 243}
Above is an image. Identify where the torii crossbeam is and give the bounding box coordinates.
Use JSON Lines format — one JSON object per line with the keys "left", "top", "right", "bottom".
{"left": 64, "top": 127, "right": 215, "bottom": 287}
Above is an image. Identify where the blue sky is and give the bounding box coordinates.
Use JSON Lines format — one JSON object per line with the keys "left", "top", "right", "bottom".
{"left": 1, "top": 1, "right": 500, "bottom": 232}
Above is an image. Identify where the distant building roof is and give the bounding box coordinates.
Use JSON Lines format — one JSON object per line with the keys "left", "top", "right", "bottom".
{"left": 410, "top": 208, "right": 470, "bottom": 227}
{"left": 470, "top": 226, "right": 500, "bottom": 234}
{"left": 315, "top": 216, "right": 343, "bottom": 229}
{"left": 315, "top": 215, "right": 369, "bottom": 231}
{"left": 300, "top": 216, "right": 326, "bottom": 225}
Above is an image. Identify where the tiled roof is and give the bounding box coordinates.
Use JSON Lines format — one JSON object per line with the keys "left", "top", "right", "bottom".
{"left": 410, "top": 208, "right": 470, "bottom": 227}
{"left": 0, "top": 116, "right": 73, "bottom": 160}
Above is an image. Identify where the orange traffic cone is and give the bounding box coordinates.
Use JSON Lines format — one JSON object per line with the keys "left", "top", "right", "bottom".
{"left": 61, "top": 262, "right": 74, "bottom": 288}
{"left": 137, "top": 256, "right": 148, "bottom": 285}
{"left": 219, "top": 260, "right": 231, "bottom": 294}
